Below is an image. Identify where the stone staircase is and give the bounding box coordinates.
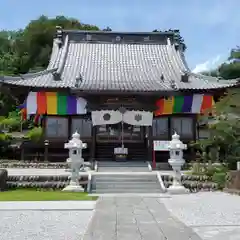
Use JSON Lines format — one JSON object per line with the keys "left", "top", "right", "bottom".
{"left": 91, "top": 173, "right": 164, "bottom": 193}
{"left": 95, "top": 142, "right": 148, "bottom": 161}
{"left": 97, "top": 161, "right": 150, "bottom": 172}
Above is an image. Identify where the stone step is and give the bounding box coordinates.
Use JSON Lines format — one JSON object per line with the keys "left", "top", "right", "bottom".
{"left": 97, "top": 161, "right": 147, "bottom": 165}
{"left": 91, "top": 188, "right": 163, "bottom": 193}
{"left": 94, "top": 179, "right": 158, "bottom": 183}
{"left": 93, "top": 177, "right": 157, "bottom": 181}
{"left": 94, "top": 184, "right": 161, "bottom": 189}
{"left": 98, "top": 168, "right": 149, "bottom": 172}
{"left": 93, "top": 174, "right": 156, "bottom": 178}
{"left": 97, "top": 164, "right": 148, "bottom": 167}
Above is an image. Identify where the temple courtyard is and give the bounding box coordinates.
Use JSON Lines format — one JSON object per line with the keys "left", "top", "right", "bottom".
{"left": 0, "top": 192, "right": 239, "bottom": 240}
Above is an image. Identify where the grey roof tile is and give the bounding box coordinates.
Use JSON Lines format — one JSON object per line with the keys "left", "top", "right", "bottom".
{"left": 1, "top": 31, "right": 239, "bottom": 92}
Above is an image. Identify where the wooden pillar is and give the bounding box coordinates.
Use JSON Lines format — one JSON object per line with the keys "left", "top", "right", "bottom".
{"left": 68, "top": 116, "right": 72, "bottom": 138}
{"left": 90, "top": 126, "right": 97, "bottom": 164}
{"left": 167, "top": 116, "right": 171, "bottom": 140}
{"left": 147, "top": 126, "right": 153, "bottom": 164}
{"left": 192, "top": 114, "right": 197, "bottom": 141}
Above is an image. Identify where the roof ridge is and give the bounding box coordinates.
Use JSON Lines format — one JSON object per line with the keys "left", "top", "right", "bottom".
{"left": 54, "top": 34, "right": 69, "bottom": 78}
{"left": 62, "top": 29, "right": 175, "bottom": 36}
{"left": 0, "top": 68, "right": 57, "bottom": 82}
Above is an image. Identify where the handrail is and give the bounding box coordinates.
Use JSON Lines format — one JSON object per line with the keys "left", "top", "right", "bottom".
{"left": 87, "top": 173, "right": 92, "bottom": 193}
{"left": 146, "top": 161, "right": 152, "bottom": 171}
{"left": 156, "top": 171, "right": 167, "bottom": 193}
{"left": 94, "top": 161, "right": 98, "bottom": 172}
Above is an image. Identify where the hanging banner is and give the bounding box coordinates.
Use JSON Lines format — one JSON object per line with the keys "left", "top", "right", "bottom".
{"left": 91, "top": 110, "right": 122, "bottom": 126}
{"left": 23, "top": 92, "right": 87, "bottom": 115}
{"left": 154, "top": 94, "right": 215, "bottom": 116}
{"left": 123, "top": 110, "right": 153, "bottom": 126}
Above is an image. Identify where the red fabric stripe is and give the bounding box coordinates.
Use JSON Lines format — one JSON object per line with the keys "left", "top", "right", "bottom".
{"left": 155, "top": 99, "right": 164, "bottom": 116}
{"left": 201, "top": 95, "right": 213, "bottom": 113}
{"left": 21, "top": 108, "right": 27, "bottom": 121}
{"left": 37, "top": 92, "right": 47, "bottom": 114}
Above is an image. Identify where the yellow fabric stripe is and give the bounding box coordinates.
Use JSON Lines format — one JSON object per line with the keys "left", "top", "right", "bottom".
{"left": 163, "top": 97, "right": 174, "bottom": 114}
{"left": 46, "top": 92, "right": 57, "bottom": 115}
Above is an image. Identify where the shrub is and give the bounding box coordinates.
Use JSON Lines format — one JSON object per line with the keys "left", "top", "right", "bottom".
{"left": 0, "top": 118, "right": 21, "bottom": 132}
{"left": 0, "top": 133, "right": 12, "bottom": 153}
{"left": 26, "top": 127, "right": 43, "bottom": 142}
{"left": 190, "top": 162, "right": 206, "bottom": 175}
{"left": 212, "top": 172, "right": 227, "bottom": 190}
{"left": 205, "top": 164, "right": 228, "bottom": 178}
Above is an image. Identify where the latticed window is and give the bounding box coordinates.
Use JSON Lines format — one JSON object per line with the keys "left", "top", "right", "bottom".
{"left": 71, "top": 117, "right": 92, "bottom": 137}
{"left": 46, "top": 117, "right": 68, "bottom": 138}
{"left": 152, "top": 117, "right": 169, "bottom": 139}
{"left": 170, "top": 117, "right": 193, "bottom": 138}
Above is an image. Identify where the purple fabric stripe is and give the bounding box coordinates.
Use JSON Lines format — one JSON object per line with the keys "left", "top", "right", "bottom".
{"left": 182, "top": 95, "right": 193, "bottom": 112}
{"left": 67, "top": 96, "right": 77, "bottom": 115}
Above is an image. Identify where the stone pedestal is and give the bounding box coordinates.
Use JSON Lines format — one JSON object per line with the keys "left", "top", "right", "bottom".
{"left": 168, "top": 183, "right": 189, "bottom": 194}
{"left": 62, "top": 183, "right": 84, "bottom": 192}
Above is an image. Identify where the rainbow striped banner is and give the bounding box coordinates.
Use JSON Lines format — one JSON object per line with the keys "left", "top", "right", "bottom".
{"left": 24, "top": 92, "right": 87, "bottom": 115}
{"left": 155, "top": 94, "right": 215, "bottom": 116}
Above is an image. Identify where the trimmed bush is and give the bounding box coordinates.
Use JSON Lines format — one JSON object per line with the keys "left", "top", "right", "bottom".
{"left": 0, "top": 169, "right": 8, "bottom": 191}
{"left": 212, "top": 172, "right": 227, "bottom": 189}
{"left": 161, "top": 174, "right": 218, "bottom": 192}
{"left": 25, "top": 127, "right": 43, "bottom": 142}
{"left": 0, "top": 118, "right": 21, "bottom": 132}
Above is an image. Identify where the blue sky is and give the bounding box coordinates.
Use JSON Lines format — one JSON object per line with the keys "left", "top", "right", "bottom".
{"left": 0, "top": 0, "right": 239, "bottom": 72}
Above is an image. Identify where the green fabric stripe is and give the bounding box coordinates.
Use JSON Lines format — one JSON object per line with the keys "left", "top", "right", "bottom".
{"left": 57, "top": 93, "right": 67, "bottom": 115}
{"left": 173, "top": 96, "right": 185, "bottom": 113}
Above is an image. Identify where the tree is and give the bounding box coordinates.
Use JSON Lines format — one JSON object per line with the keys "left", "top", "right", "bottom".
{"left": 21, "top": 15, "right": 99, "bottom": 72}
{"left": 103, "top": 26, "right": 112, "bottom": 31}
{"left": 152, "top": 29, "right": 186, "bottom": 51}
{"left": 0, "top": 16, "right": 100, "bottom": 114}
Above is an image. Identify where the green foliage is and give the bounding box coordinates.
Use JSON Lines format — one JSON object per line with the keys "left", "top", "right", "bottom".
{"left": 190, "top": 162, "right": 206, "bottom": 175}
{"left": 152, "top": 28, "right": 186, "bottom": 51}
{"left": 0, "top": 133, "right": 12, "bottom": 154}
{"left": 25, "top": 127, "right": 43, "bottom": 142}
{"left": 0, "top": 133, "right": 12, "bottom": 141}
{"left": 219, "top": 63, "right": 240, "bottom": 79}
{"left": 196, "top": 118, "right": 240, "bottom": 169}
{"left": 205, "top": 164, "right": 228, "bottom": 177}
{"left": 212, "top": 172, "right": 227, "bottom": 189}
{"left": 0, "top": 118, "right": 21, "bottom": 132}
{"left": 0, "top": 16, "right": 100, "bottom": 115}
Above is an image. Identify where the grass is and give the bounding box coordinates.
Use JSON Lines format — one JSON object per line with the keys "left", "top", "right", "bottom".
{"left": 0, "top": 189, "right": 98, "bottom": 201}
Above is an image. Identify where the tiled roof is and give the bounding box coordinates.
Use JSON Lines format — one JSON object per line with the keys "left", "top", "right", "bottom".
{"left": 0, "top": 30, "right": 239, "bottom": 92}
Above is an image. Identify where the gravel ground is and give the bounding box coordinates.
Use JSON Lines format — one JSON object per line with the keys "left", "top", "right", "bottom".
{"left": 0, "top": 201, "right": 95, "bottom": 240}
{"left": 160, "top": 192, "right": 240, "bottom": 240}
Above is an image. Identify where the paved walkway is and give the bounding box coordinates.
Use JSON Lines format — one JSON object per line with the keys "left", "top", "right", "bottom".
{"left": 82, "top": 197, "right": 201, "bottom": 240}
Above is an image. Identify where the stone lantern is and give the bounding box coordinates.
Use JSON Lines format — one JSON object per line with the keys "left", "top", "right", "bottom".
{"left": 167, "top": 132, "right": 189, "bottom": 194}
{"left": 62, "top": 131, "right": 87, "bottom": 192}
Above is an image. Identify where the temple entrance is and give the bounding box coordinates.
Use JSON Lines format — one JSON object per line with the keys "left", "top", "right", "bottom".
{"left": 96, "top": 123, "right": 145, "bottom": 143}
{"left": 95, "top": 123, "right": 147, "bottom": 161}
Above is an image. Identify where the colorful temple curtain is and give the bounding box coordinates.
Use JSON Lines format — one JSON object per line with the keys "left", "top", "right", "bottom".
{"left": 154, "top": 94, "right": 215, "bottom": 116}
{"left": 23, "top": 92, "right": 87, "bottom": 116}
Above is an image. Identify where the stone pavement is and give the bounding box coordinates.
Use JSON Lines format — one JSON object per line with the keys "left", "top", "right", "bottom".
{"left": 82, "top": 197, "right": 201, "bottom": 240}
{"left": 0, "top": 201, "right": 96, "bottom": 240}
{"left": 161, "top": 192, "right": 240, "bottom": 240}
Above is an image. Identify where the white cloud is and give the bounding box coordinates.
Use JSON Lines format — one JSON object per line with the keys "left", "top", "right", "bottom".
{"left": 192, "top": 55, "right": 223, "bottom": 73}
